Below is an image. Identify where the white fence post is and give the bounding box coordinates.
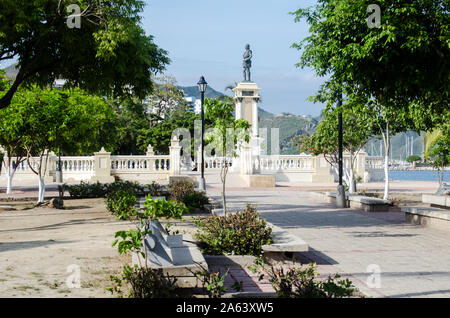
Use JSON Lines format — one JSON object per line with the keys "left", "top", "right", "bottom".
{"left": 91, "top": 147, "right": 115, "bottom": 183}
{"left": 169, "top": 136, "right": 181, "bottom": 175}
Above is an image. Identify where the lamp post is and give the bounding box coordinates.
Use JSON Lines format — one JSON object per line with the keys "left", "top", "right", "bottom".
{"left": 336, "top": 93, "right": 347, "bottom": 208}
{"left": 56, "top": 147, "right": 63, "bottom": 184}
{"left": 197, "top": 76, "right": 207, "bottom": 191}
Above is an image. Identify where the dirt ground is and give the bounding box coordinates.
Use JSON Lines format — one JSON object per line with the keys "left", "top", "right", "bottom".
{"left": 0, "top": 198, "right": 133, "bottom": 298}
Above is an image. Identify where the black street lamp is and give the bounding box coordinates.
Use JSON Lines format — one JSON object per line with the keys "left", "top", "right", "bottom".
{"left": 56, "top": 147, "right": 63, "bottom": 184}
{"left": 197, "top": 76, "right": 207, "bottom": 191}
{"left": 336, "top": 93, "right": 347, "bottom": 208}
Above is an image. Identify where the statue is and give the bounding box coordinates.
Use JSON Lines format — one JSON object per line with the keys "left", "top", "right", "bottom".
{"left": 243, "top": 44, "right": 252, "bottom": 82}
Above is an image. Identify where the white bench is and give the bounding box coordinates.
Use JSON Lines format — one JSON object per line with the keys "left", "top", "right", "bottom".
{"left": 402, "top": 206, "right": 450, "bottom": 232}
{"left": 326, "top": 192, "right": 391, "bottom": 212}
{"left": 262, "top": 222, "right": 309, "bottom": 258}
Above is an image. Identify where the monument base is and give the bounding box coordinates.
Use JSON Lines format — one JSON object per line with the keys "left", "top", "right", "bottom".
{"left": 241, "top": 174, "right": 275, "bottom": 188}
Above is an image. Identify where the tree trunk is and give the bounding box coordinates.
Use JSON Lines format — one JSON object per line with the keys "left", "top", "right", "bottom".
{"left": 6, "top": 168, "right": 14, "bottom": 194}
{"left": 38, "top": 175, "right": 46, "bottom": 204}
{"left": 221, "top": 164, "right": 228, "bottom": 215}
{"left": 348, "top": 167, "right": 355, "bottom": 193}
{"left": 383, "top": 122, "right": 390, "bottom": 200}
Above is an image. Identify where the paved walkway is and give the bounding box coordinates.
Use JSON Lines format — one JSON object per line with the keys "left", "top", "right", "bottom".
{"left": 206, "top": 188, "right": 450, "bottom": 298}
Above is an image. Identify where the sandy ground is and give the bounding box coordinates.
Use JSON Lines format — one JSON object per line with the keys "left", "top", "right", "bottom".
{"left": 0, "top": 198, "right": 133, "bottom": 298}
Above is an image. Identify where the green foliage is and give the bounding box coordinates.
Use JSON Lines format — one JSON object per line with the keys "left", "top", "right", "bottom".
{"left": 112, "top": 229, "right": 146, "bottom": 257}
{"left": 292, "top": 0, "right": 449, "bottom": 129}
{"left": 0, "top": 0, "right": 169, "bottom": 109}
{"left": 108, "top": 265, "right": 179, "bottom": 298}
{"left": 427, "top": 131, "right": 450, "bottom": 184}
{"left": 136, "top": 108, "right": 201, "bottom": 155}
{"left": 182, "top": 191, "right": 210, "bottom": 212}
{"left": 63, "top": 180, "right": 155, "bottom": 199}
{"left": 143, "top": 195, "right": 188, "bottom": 220}
{"left": 146, "top": 181, "right": 164, "bottom": 197}
{"left": 204, "top": 97, "right": 251, "bottom": 157}
{"left": 105, "top": 190, "right": 137, "bottom": 220}
{"left": 168, "top": 181, "right": 195, "bottom": 202}
{"left": 194, "top": 205, "right": 272, "bottom": 256}
{"left": 406, "top": 155, "right": 422, "bottom": 163}
{"left": 6, "top": 86, "right": 117, "bottom": 159}
{"left": 262, "top": 263, "right": 355, "bottom": 298}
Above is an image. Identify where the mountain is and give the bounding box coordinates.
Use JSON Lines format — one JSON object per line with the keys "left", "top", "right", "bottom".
{"left": 2, "top": 63, "right": 18, "bottom": 80}
{"left": 258, "top": 109, "right": 318, "bottom": 155}
{"left": 178, "top": 86, "right": 225, "bottom": 99}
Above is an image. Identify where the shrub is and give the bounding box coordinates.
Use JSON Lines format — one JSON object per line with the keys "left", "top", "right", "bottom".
{"left": 106, "top": 181, "right": 145, "bottom": 197}
{"left": 63, "top": 180, "right": 156, "bottom": 199}
{"left": 108, "top": 265, "right": 179, "bottom": 298}
{"left": 143, "top": 195, "right": 188, "bottom": 220}
{"left": 105, "top": 190, "right": 137, "bottom": 220}
{"left": 194, "top": 204, "right": 272, "bottom": 256}
{"left": 262, "top": 263, "right": 355, "bottom": 298}
{"left": 182, "top": 191, "right": 210, "bottom": 212}
{"left": 146, "top": 181, "right": 164, "bottom": 197}
{"left": 168, "top": 181, "right": 194, "bottom": 202}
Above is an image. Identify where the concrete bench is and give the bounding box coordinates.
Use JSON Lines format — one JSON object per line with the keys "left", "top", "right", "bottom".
{"left": 401, "top": 206, "right": 450, "bottom": 232}
{"left": 422, "top": 194, "right": 450, "bottom": 209}
{"left": 132, "top": 219, "right": 208, "bottom": 288}
{"left": 262, "top": 222, "right": 309, "bottom": 257}
{"left": 326, "top": 192, "right": 391, "bottom": 212}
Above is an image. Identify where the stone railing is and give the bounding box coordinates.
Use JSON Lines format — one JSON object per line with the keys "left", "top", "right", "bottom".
{"left": 110, "top": 156, "right": 170, "bottom": 172}
{"left": 0, "top": 137, "right": 182, "bottom": 184}
{"left": 365, "top": 156, "right": 384, "bottom": 170}
{"left": 204, "top": 157, "right": 233, "bottom": 169}
{"left": 255, "top": 155, "right": 316, "bottom": 172}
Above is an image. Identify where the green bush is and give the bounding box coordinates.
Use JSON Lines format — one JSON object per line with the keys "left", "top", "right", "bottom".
{"left": 262, "top": 263, "right": 355, "bottom": 298}
{"left": 146, "top": 181, "right": 164, "bottom": 197}
{"left": 108, "top": 265, "right": 179, "bottom": 298}
{"left": 194, "top": 205, "right": 272, "bottom": 256}
{"left": 143, "top": 195, "right": 188, "bottom": 220}
{"left": 105, "top": 190, "right": 137, "bottom": 220}
{"left": 168, "top": 181, "right": 194, "bottom": 202}
{"left": 182, "top": 191, "right": 210, "bottom": 212}
{"left": 63, "top": 180, "right": 157, "bottom": 199}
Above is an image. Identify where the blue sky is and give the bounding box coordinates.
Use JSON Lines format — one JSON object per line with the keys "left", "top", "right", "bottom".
{"left": 142, "top": 0, "right": 326, "bottom": 116}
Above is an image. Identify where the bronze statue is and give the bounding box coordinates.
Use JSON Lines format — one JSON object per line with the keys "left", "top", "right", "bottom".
{"left": 243, "top": 44, "right": 252, "bottom": 82}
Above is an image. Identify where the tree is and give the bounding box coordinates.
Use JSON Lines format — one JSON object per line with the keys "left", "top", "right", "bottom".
{"left": 0, "top": 0, "right": 169, "bottom": 109}
{"left": 291, "top": 1, "right": 435, "bottom": 199}
{"left": 145, "top": 75, "right": 189, "bottom": 128}
{"left": 204, "top": 97, "right": 250, "bottom": 214}
{"left": 424, "top": 123, "right": 450, "bottom": 185}
{"left": 406, "top": 155, "right": 422, "bottom": 163}
{"left": 108, "top": 96, "right": 150, "bottom": 155}
{"left": 292, "top": 0, "right": 449, "bottom": 129}
{"left": 295, "top": 98, "right": 372, "bottom": 193}
{"left": 0, "top": 105, "right": 27, "bottom": 194}
{"left": 9, "top": 86, "right": 115, "bottom": 203}
{"left": 366, "top": 100, "right": 412, "bottom": 199}
{"left": 427, "top": 134, "right": 450, "bottom": 186}
{"left": 0, "top": 71, "right": 27, "bottom": 194}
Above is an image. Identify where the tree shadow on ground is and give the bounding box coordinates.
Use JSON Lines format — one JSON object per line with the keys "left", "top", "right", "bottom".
{"left": 0, "top": 239, "right": 77, "bottom": 252}
{"left": 0, "top": 217, "right": 111, "bottom": 234}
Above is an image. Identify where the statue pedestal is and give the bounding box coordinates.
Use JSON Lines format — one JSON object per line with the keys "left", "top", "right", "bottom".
{"left": 233, "top": 82, "right": 261, "bottom": 174}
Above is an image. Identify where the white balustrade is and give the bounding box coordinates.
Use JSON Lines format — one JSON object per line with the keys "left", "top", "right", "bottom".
{"left": 204, "top": 157, "right": 233, "bottom": 169}
{"left": 256, "top": 155, "right": 316, "bottom": 172}
{"left": 110, "top": 156, "right": 170, "bottom": 172}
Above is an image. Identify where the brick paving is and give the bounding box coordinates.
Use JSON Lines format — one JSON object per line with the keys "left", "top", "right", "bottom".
{"left": 207, "top": 188, "right": 450, "bottom": 298}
